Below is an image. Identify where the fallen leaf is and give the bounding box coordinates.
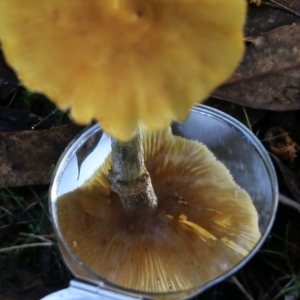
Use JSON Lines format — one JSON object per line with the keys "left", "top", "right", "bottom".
{"left": 0, "top": 124, "right": 84, "bottom": 187}
{"left": 213, "top": 24, "right": 300, "bottom": 111}
{"left": 246, "top": 0, "right": 300, "bottom": 36}
{"left": 265, "top": 127, "right": 298, "bottom": 162}
{"left": 270, "top": 153, "right": 300, "bottom": 202}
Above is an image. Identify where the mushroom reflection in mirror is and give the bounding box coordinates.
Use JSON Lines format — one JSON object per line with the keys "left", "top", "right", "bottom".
{"left": 0, "top": 0, "right": 246, "bottom": 142}
{"left": 57, "top": 129, "right": 261, "bottom": 293}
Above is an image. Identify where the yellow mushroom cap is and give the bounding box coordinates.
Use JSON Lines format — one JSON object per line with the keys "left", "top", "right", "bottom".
{"left": 0, "top": 0, "right": 246, "bottom": 141}
{"left": 57, "top": 129, "right": 261, "bottom": 295}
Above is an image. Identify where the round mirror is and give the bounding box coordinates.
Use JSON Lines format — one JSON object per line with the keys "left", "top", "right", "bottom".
{"left": 49, "top": 105, "right": 278, "bottom": 300}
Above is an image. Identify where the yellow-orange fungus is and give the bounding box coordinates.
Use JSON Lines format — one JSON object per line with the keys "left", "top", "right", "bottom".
{"left": 57, "top": 129, "right": 260, "bottom": 294}
{"left": 0, "top": 0, "right": 246, "bottom": 141}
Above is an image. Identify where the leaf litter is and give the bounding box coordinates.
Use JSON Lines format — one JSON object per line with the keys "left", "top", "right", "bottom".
{"left": 1, "top": 1, "right": 300, "bottom": 299}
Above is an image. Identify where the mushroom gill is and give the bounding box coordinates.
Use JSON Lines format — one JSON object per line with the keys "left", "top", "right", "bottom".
{"left": 57, "top": 129, "right": 261, "bottom": 294}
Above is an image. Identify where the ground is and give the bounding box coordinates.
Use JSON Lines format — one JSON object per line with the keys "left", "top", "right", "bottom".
{"left": 1, "top": 2, "right": 300, "bottom": 299}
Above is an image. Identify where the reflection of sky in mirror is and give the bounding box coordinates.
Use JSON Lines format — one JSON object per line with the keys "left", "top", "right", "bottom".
{"left": 57, "top": 133, "right": 111, "bottom": 196}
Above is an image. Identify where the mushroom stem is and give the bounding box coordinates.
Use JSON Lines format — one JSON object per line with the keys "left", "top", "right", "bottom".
{"left": 108, "top": 126, "right": 158, "bottom": 215}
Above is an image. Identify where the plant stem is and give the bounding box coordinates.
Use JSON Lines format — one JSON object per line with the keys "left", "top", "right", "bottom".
{"left": 108, "top": 127, "right": 157, "bottom": 215}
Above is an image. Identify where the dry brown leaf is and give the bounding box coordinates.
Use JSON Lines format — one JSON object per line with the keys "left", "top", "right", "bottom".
{"left": 269, "top": 153, "right": 300, "bottom": 203}
{"left": 0, "top": 124, "right": 83, "bottom": 186}
{"left": 213, "top": 24, "right": 300, "bottom": 110}
{"left": 265, "top": 127, "right": 298, "bottom": 162}
{"left": 246, "top": 0, "right": 300, "bottom": 36}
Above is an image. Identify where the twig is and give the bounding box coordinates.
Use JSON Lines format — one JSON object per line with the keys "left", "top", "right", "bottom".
{"left": 31, "top": 109, "right": 58, "bottom": 129}
{"left": 282, "top": 277, "right": 296, "bottom": 290}
{"left": 279, "top": 194, "right": 300, "bottom": 214}
{"left": 263, "top": 0, "right": 300, "bottom": 18}
{"left": 23, "top": 199, "right": 43, "bottom": 212}
{"left": 19, "top": 232, "right": 55, "bottom": 243}
{"left": 0, "top": 242, "right": 54, "bottom": 253}
{"left": 23, "top": 189, "right": 47, "bottom": 212}
{"left": 230, "top": 276, "right": 255, "bottom": 300}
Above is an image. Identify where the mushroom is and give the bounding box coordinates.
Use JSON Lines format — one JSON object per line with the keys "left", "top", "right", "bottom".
{"left": 0, "top": 1, "right": 259, "bottom": 296}
{"left": 57, "top": 128, "right": 261, "bottom": 294}
{"left": 0, "top": 0, "right": 246, "bottom": 142}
